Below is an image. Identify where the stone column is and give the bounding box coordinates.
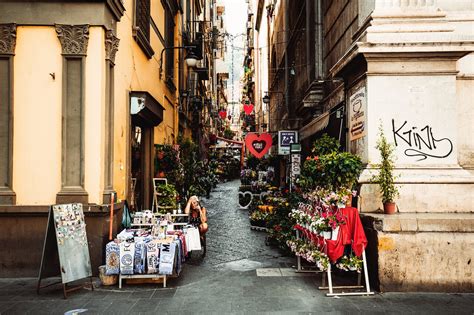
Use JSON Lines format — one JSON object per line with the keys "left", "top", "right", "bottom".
{"left": 103, "top": 29, "right": 119, "bottom": 203}
{"left": 0, "top": 23, "right": 16, "bottom": 205}
{"left": 55, "top": 24, "right": 89, "bottom": 204}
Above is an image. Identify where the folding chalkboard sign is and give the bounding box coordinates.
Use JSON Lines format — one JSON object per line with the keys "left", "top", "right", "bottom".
{"left": 37, "top": 203, "right": 93, "bottom": 298}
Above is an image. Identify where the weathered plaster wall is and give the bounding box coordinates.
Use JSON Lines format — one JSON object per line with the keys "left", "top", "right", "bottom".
{"left": 113, "top": 0, "right": 179, "bottom": 199}
{"left": 13, "top": 26, "right": 62, "bottom": 205}
{"left": 13, "top": 26, "right": 107, "bottom": 205}
{"left": 363, "top": 213, "right": 474, "bottom": 292}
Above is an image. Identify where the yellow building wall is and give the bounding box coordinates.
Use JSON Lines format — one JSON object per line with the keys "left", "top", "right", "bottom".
{"left": 113, "top": 0, "right": 180, "bottom": 199}
{"left": 12, "top": 26, "right": 108, "bottom": 205}
{"left": 13, "top": 26, "right": 62, "bottom": 205}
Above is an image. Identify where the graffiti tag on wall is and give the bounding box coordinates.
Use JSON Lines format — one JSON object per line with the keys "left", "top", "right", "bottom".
{"left": 391, "top": 119, "right": 453, "bottom": 161}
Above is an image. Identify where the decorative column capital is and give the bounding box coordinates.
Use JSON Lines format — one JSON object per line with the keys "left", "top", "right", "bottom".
{"left": 105, "top": 29, "right": 120, "bottom": 64}
{"left": 0, "top": 23, "right": 17, "bottom": 55}
{"left": 55, "top": 24, "right": 89, "bottom": 56}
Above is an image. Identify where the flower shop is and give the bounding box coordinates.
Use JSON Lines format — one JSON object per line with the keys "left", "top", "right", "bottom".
{"left": 241, "top": 133, "right": 373, "bottom": 295}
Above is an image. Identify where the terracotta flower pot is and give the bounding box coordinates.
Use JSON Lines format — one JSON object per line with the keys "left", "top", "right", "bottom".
{"left": 383, "top": 202, "right": 397, "bottom": 215}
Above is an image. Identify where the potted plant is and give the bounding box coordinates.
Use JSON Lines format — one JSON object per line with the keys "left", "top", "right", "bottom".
{"left": 156, "top": 183, "right": 178, "bottom": 213}
{"left": 371, "top": 125, "right": 399, "bottom": 214}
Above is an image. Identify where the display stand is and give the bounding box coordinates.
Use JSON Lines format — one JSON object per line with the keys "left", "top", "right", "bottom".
{"left": 117, "top": 213, "right": 187, "bottom": 289}
{"left": 152, "top": 177, "right": 171, "bottom": 213}
{"left": 295, "top": 229, "right": 324, "bottom": 275}
{"left": 319, "top": 249, "right": 374, "bottom": 296}
{"left": 119, "top": 274, "right": 167, "bottom": 289}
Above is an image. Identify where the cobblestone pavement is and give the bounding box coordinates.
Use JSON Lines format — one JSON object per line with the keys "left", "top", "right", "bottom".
{"left": 0, "top": 179, "right": 473, "bottom": 314}
{"left": 198, "top": 179, "right": 293, "bottom": 269}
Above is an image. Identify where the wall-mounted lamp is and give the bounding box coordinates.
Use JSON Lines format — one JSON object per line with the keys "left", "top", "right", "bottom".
{"left": 290, "top": 63, "right": 296, "bottom": 76}
{"left": 262, "top": 91, "right": 284, "bottom": 104}
{"left": 159, "top": 45, "right": 198, "bottom": 79}
{"left": 180, "top": 89, "right": 189, "bottom": 98}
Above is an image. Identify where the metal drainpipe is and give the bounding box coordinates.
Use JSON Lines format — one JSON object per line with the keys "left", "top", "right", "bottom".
{"left": 306, "top": 0, "right": 312, "bottom": 82}
{"left": 284, "top": 0, "right": 289, "bottom": 129}
{"left": 315, "top": 0, "right": 323, "bottom": 79}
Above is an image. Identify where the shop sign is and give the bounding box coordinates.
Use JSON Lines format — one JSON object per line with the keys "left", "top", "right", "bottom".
{"left": 349, "top": 87, "right": 367, "bottom": 141}
{"left": 278, "top": 130, "right": 298, "bottom": 155}
{"left": 245, "top": 133, "right": 272, "bottom": 159}
{"left": 291, "top": 154, "right": 301, "bottom": 176}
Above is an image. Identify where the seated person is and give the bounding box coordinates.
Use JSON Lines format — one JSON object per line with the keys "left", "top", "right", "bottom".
{"left": 184, "top": 195, "right": 208, "bottom": 236}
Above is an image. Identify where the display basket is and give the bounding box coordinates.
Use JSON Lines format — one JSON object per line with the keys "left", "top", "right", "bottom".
{"left": 98, "top": 265, "right": 118, "bottom": 286}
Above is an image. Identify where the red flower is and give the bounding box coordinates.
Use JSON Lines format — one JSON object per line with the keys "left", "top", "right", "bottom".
{"left": 313, "top": 156, "right": 319, "bottom": 161}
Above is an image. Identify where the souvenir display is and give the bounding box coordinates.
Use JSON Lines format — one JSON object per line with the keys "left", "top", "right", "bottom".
{"left": 105, "top": 241, "right": 120, "bottom": 275}
{"left": 104, "top": 215, "right": 200, "bottom": 288}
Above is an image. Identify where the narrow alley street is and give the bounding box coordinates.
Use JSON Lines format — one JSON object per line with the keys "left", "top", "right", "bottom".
{"left": 0, "top": 180, "right": 473, "bottom": 314}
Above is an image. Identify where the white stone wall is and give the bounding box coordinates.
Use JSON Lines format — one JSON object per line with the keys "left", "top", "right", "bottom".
{"left": 355, "top": 0, "right": 474, "bottom": 212}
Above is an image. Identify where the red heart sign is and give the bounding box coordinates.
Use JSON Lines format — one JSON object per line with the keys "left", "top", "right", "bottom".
{"left": 243, "top": 104, "right": 254, "bottom": 115}
{"left": 219, "top": 110, "right": 227, "bottom": 119}
{"left": 245, "top": 133, "right": 272, "bottom": 159}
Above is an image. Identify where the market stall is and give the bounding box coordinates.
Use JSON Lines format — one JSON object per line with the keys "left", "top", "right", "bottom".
{"left": 103, "top": 211, "right": 202, "bottom": 288}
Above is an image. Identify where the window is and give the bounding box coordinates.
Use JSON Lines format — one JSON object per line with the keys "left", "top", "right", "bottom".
{"left": 165, "top": 6, "right": 175, "bottom": 82}
{"left": 133, "top": 0, "right": 154, "bottom": 58}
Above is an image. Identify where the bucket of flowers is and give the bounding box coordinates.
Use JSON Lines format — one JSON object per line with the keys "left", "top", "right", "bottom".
{"left": 335, "top": 254, "right": 363, "bottom": 273}
{"left": 315, "top": 204, "right": 346, "bottom": 240}
{"left": 249, "top": 210, "right": 268, "bottom": 228}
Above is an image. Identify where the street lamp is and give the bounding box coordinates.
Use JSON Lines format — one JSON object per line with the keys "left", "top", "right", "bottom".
{"left": 159, "top": 46, "right": 198, "bottom": 79}
{"left": 184, "top": 49, "right": 198, "bottom": 68}
{"left": 262, "top": 92, "right": 270, "bottom": 105}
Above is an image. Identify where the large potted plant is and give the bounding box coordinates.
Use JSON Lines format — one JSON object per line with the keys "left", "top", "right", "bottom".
{"left": 371, "top": 125, "right": 399, "bottom": 214}
{"left": 299, "top": 134, "right": 362, "bottom": 206}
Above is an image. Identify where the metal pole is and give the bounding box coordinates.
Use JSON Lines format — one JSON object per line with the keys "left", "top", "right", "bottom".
{"left": 362, "top": 250, "right": 371, "bottom": 293}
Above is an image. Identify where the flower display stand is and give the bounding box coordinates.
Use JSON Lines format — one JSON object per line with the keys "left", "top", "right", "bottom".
{"left": 319, "top": 249, "right": 374, "bottom": 297}
{"left": 295, "top": 229, "right": 325, "bottom": 274}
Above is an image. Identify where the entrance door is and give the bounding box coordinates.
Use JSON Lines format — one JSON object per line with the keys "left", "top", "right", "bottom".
{"left": 131, "top": 124, "right": 153, "bottom": 211}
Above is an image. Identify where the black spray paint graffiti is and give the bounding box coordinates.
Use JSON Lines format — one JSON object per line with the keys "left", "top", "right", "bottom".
{"left": 391, "top": 119, "right": 453, "bottom": 161}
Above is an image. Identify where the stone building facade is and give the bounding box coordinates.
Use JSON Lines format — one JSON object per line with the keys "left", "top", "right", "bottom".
{"left": 262, "top": 0, "right": 474, "bottom": 291}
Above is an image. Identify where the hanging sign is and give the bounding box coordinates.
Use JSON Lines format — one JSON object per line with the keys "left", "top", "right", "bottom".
{"left": 245, "top": 133, "right": 272, "bottom": 159}
{"left": 278, "top": 130, "right": 298, "bottom": 155}
{"left": 219, "top": 110, "right": 227, "bottom": 119}
{"left": 243, "top": 103, "right": 254, "bottom": 115}
{"left": 349, "top": 87, "right": 367, "bottom": 141}
{"left": 291, "top": 153, "right": 301, "bottom": 176}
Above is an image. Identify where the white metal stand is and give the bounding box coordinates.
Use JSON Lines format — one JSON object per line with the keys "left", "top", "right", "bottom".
{"left": 152, "top": 178, "right": 169, "bottom": 213}
{"left": 319, "top": 249, "right": 374, "bottom": 296}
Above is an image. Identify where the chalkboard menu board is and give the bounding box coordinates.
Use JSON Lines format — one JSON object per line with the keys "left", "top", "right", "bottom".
{"left": 37, "top": 203, "right": 93, "bottom": 298}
